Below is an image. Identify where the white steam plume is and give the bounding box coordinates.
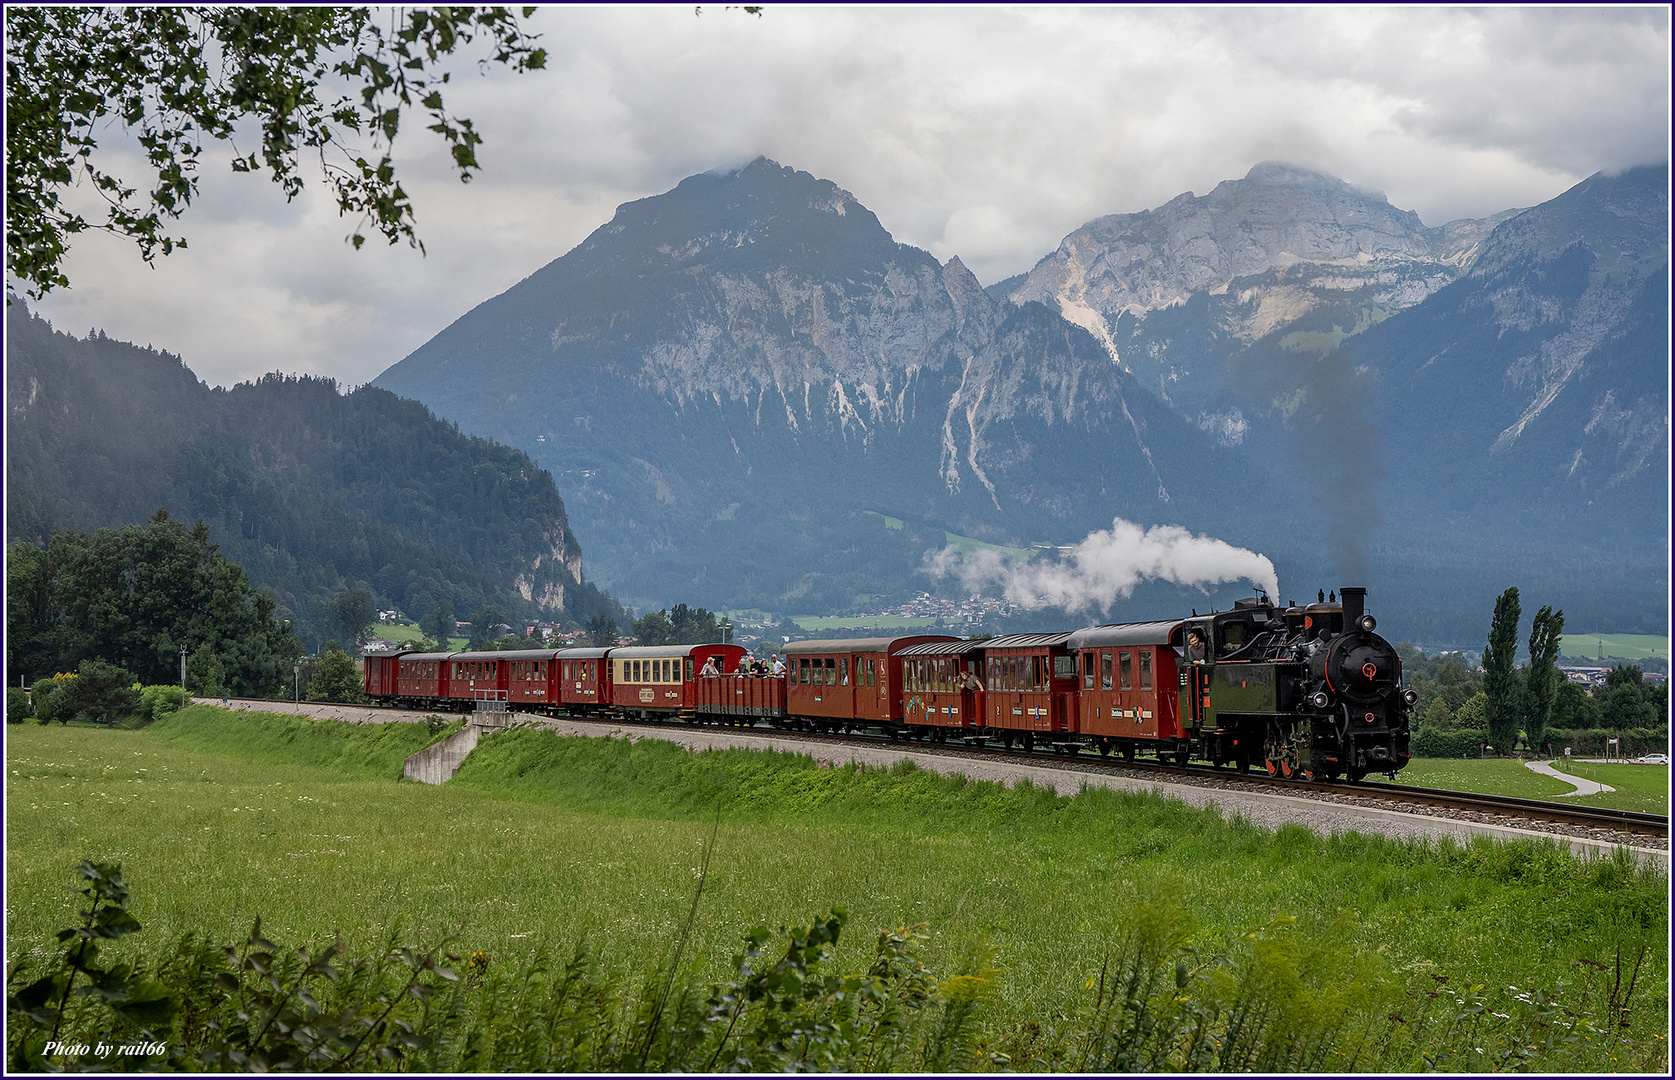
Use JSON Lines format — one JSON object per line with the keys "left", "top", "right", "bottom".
{"left": 927, "top": 518, "right": 1280, "bottom": 614}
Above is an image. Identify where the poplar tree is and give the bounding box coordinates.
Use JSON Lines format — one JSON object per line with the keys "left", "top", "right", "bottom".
{"left": 1482, "top": 586, "right": 1522, "bottom": 753}
{"left": 1524, "top": 605, "right": 1564, "bottom": 754}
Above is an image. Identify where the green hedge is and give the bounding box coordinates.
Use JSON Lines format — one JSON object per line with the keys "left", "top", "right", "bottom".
{"left": 1411, "top": 727, "right": 1486, "bottom": 759}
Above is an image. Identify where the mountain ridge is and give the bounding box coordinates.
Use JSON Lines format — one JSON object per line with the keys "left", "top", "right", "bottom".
{"left": 371, "top": 157, "right": 1667, "bottom": 638}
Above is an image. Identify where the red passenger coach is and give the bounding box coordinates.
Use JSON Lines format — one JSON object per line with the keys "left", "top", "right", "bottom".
{"left": 362, "top": 649, "right": 410, "bottom": 699}
{"left": 1068, "top": 621, "right": 1186, "bottom": 760}
{"left": 501, "top": 649, "right": 559, "bottom": 708}
{"left": 610, "top": 644, "right": 746, "bottom": 715}
{"left": 896, "top": 639, "right": 984, "bottom": 732}
{"left": 394, "top": 651, "right": 452, "bottom": 705}
{"left": 980, "top": 633, "right": 1077, "bottom": 739}
{"left": 449, "top": 651, "right": 510, "bottom": 706}
{"left": 783, "top": 636, "right": 955, "bottom": 725}
{"left": 554, "top": 647, "right": 611, "bottom": 714}
{"left": 698, "top": 670, "right": 786, "bottom": 721}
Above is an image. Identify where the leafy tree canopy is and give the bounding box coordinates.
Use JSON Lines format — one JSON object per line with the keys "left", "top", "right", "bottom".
{"left": 5, "top": 5, "right": 546, "bottom": 298}
{"left": 308, "top": 640, "right": 367, "bottom": 704}
{"left": 6, "top": 509, "right": 303, "bottom": 696}
{"left": 329, "top": 587, "right": 377, "bottom": 646}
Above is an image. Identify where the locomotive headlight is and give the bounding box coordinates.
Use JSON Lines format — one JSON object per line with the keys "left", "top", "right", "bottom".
{"left": 1310, "top": 690, "right": 1331, "bottom": 709}
{"left": 1358, "top": 614, "right": 1377, "bottom": 632}
{"left": 1402, "top": 689, "right": 1418, "bottom": 706}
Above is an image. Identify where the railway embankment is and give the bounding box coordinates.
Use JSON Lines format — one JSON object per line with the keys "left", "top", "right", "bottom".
{"left": 201, "top": 698, "right": 1666, "bottom": 866}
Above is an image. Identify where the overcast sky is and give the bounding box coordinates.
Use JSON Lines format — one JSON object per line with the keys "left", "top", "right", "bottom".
{"left": 14, "top": 4, "right": 1671, "bottom": 390}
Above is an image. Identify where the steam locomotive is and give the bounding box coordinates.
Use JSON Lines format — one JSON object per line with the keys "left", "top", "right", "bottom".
{"left": 363, "top": 585, "right": 1412, "bottom": 780}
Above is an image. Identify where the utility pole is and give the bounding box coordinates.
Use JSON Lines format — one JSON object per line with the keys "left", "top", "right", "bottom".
{"left": 180, "top": 643, "right": 188, "bottom": 698}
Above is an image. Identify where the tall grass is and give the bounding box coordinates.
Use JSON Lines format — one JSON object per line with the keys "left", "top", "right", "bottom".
{"left": 5, "top": 716, "right": 1668, "bottom": 1071}
{"left": 145, "top": 704, "right": 459, "bottom": 779}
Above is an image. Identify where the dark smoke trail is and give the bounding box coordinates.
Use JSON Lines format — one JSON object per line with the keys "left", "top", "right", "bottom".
{"left": 1235, "top": 343, "right": 1383, "bottom": 583}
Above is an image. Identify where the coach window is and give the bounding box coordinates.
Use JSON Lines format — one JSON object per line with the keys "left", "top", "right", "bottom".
{"left": 1082, "top": 653, "right": 1095, "bottom": 689}
{"left": 685, "top": 658, "right": 694, "bottom": 681}
{"left": 1101, "top": 652, "right": 1113, "bottom": 691}
{"left": 1120, "top": 651, "right": 1132, "bottom": 691}
{"left": 1139, "top": 650, "right": 1153, "bottom": 691}
{"left": 839, "top": 658, "right": 849, "bottom": 686}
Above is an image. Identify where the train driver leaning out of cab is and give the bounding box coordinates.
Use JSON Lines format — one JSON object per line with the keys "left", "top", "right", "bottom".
{"left": 1185, "top": 629, "right": 1208, "bottom": 665}
{"left": 700, "top": 655, "right": 722, "bottom": 677}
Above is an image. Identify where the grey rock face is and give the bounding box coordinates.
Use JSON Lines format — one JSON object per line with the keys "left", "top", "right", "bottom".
{"left": 377, "top": 158, "right": 1270, "bottom": 613}
{"left": 1013, "top": 162, "right": 1506, "bottom": 345}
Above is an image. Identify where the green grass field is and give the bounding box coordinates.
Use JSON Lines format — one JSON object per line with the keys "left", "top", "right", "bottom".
{"left": 5, "top": 711, "right": 1668, "bottom": 1072}
{"left": 1400, "top": 757, "right": 1670, "bottom": 816}
{"left": 1550, "top": 759, "right": 1672, "bottom": 816}
{"left": 1561, "top": 632, "right": 1669, "bottom": 662}
{"left": 370, "top": 622, "right": 467, "bottom": 649}
{"left": 1399, "top": 758, "right": 1579, "bottom": 800}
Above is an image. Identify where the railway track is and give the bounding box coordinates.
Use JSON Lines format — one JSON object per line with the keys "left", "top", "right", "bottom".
{"left": 220, "top": 697, "right": 1670, "bottom": 841}
{"left": 514, "top": 706, "right": 1672, "bottom": 840}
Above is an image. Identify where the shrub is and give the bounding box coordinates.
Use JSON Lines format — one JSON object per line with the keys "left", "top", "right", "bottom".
{"left": 67, "top": 659, "right": 140, "bottom": 726}
{"left": 135, "top": 684, "right": 189, "bottom": 724}
{"left": 307, "top": 641, "right": 367, "bottom": 704}
{"left": 7, "top": 686, "right": 33, "bottom": 724}
{"left": 1410, "top": 727, "right": 1485, "bottom": 759}
{"left": 31, "top": 675, "right": 75, "bottom": 725}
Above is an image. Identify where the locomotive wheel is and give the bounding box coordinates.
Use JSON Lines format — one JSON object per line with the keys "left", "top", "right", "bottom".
{"left": 1121, "top": 742, "right": 1135, "bottom": 763}
{"left": 1264, "top": 758, "right": 1280, "bottom": 776}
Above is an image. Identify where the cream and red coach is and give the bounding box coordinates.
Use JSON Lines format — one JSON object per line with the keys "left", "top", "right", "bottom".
{"left": 609, "top": 644, "right": 747, "bottom": 716}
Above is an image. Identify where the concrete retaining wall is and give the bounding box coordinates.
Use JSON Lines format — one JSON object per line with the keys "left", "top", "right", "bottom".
{"left": 404, "top": 724, "right": 483, "bottom": 784}
{"left": 402, "top": 712, "right": 519, "bottom": 784}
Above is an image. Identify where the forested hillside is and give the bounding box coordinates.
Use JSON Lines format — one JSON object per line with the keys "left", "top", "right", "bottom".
{"left": 6, "top": 304, "right": 627, "bottom": 647}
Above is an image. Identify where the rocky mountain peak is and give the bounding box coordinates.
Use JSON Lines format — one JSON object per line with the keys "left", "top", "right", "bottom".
{"left": 577, "top": 155, "right": 898, "bottom": 276}
{"left": 1006, "top": 162, "right": 1511, "bottom": 365}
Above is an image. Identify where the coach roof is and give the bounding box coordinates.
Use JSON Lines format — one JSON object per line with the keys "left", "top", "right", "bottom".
{"left": 1066, "top": 620, "right": 1184, "bottom": 650}
{"left": 784, "top": 636, "right": 959, "bottom": 655}
{"left": 980, "top": 632, "right": 1075, "bottom": 649}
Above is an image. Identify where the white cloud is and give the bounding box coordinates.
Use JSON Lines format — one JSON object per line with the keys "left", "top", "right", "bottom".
{"left": 15, "top": 5, "right": 1668, "bottom": 388}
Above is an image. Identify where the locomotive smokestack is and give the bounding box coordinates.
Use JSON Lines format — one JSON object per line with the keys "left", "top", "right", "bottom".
{"left": 1341, "top": 587, "right": 1366, "bottom": 630}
